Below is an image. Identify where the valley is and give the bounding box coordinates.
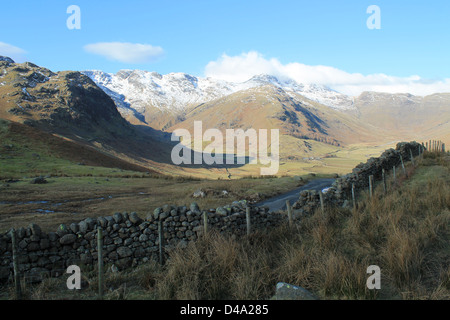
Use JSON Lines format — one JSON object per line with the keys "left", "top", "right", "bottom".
{"left": 0, "top": 55, "right": 448, "bottom": 301}
{"left": 1, "top": 56, "right": 447, "bottom": 229}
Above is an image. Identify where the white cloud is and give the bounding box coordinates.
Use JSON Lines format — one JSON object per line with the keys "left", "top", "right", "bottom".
{"left": 0, "top": 42, "right": 27, "bottom": 62}
{"left": 204, "top": 51, "right": 450, "bottom": 96}
{"left": 84, "top": 42, "right": 164, "bottom": 64}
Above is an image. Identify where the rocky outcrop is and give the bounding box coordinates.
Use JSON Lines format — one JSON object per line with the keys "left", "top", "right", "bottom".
{"left": 0, "top": 56, "right": 15, "bottom": 64}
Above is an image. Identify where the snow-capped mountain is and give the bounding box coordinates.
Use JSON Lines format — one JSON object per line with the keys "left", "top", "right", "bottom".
{"left": 82, "top": 70, "right": 356, "bottom": 120}
{"left": 82, "top": 70, "right": 237, "bottom": 115}
{"left": 242, "top": 74, "right": 355, "bottom": 110}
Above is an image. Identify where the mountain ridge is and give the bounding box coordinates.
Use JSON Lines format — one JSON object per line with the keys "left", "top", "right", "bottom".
{"left": 82, "top": 68, "right": 450, "bottom": 147}
{"left": 1, "top": 56, "right": 448, "bottom": 179}
{"left": 82, "top": 70, "right": 357, "bottom": 129}
{"left": 0, "top": 56, "right": 175, "bottom": 171}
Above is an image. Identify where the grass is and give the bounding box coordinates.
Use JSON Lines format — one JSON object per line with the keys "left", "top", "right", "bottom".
{"left": 3, "top": 151, "right": 448, "bottom": 300}
{"left": 0, "top": 173, "right": 322, "bottom": 234}
{"left": 2, "top": 118, "right": 330, "bottom": 233}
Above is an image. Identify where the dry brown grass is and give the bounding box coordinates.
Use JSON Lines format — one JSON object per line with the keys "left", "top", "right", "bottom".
{"left": 3, "top": 153, "right": 449, "bottom": 300}
{"left": 150, "top": 152, "right": 449, "bottom": 300}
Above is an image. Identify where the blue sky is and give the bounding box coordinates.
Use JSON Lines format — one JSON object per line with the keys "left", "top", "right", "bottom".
{"left": 1, "top": 0, "right": 449, "bottom": 95}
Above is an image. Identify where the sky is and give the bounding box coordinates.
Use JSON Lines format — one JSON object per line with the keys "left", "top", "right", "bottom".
{"left": 1, "top": 0, "right": 450, "bottom": 96}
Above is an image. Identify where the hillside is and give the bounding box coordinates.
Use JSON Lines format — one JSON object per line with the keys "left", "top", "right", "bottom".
{"left": 82, "top": 71, "right": 356, "bottom": 132}
{"left": 169, "top": 85, "right": 392, "bottom": 148}
{"left": 0, "top": 119, "right": 155, "bottom": 178}
{"left": 84, "top": 69, "right": 450, "bottom": 150}
{"left": 1, "top": 57, "right": 448, "bottom": 179}
{"left": 0, "top": 57, "right": 174, "bottom": 171}
{"left": 350, "top": 91, "right": 450, "bottom": 145}
{"left": 2, "top": 149, "right": 448, "bottom": 300}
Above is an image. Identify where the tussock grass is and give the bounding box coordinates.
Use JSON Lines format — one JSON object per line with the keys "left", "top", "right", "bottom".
{"left": 151, "top": 153, "right": 449, "bottom": 300}
{"left": 3, "top": 153, "right": 449, "bottom": 300}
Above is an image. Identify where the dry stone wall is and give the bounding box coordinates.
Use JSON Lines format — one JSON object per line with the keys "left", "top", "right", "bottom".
{"left": 0, "top": 141, "right": 423, "bottom": 283}
{"left": 0, "top": 200, "right": 283, "bottom": 283}
{"left": 293, "top": 141, "right": 423, "bottom": 213}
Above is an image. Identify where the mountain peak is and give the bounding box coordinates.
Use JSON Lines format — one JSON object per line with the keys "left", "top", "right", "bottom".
{"left": 0, "top": 56, "right": 15, "bottom": 64}
{"left": 82, "top": 69, "right": 358, "bottom": 127}
{"left": 248, "top": 74, "right": 281, "bottom": 83}
{"left": 0, "top": 61, "right": 129, "bottom": 138}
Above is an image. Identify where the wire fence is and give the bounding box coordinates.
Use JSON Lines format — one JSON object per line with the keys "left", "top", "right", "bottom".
{"left": 2, "top": 140, "right": 446, "bottom": 299}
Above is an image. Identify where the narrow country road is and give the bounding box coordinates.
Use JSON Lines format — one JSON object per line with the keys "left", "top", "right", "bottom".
{"left": 253, "top": 178, "right": 335, "bottom": 212}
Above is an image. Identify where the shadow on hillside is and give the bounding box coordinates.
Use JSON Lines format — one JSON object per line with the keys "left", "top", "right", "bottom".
{"left": 133, "top": 124, "right": 251, "bottom": 169}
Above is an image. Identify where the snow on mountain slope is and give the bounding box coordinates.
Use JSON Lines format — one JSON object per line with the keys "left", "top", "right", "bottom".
{"left": 243, "top": 75, "right": 355, "bottom": 110}
{"left": 83, "top": 70, "right": 236, "bottom": 114}
{"left": 82, "top": 70, "right": 356, "bottom": 119}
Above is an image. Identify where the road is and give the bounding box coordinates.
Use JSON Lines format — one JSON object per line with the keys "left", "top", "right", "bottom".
{"left": 253, "top": 178, "right": 335, "bottom": 212}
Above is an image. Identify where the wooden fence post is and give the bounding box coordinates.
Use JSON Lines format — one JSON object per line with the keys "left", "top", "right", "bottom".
{"left": 369, "top": 175, "right": 374, "bottom": 198}
{"left": 10, "top": 229, "right": 21, "bottom": 300}
{"left": 246, "top": 206, "right": 251, "bottom": 236}
{"left": 399, "top": 154, "right": 406, "bottom": 176}
{"left": 319, "top": 190, "right": 325, "bottom": 216}
{"left": 393, "top": 165, "right": 396, "bottom": 185}
{"left": 382, "top": 168, "right": 387, "bottom": 194}
{"left": 351, "top": 183, "right": 356, "bottom": 211}
{"left": 158, "top": 220, "right": 164, "bottom": 266}
{"left": 286, "top": 200, "right": 293, "bottom": 227}
{"left": 97, "top": 227, "right": 104, "bottom": 300}
{"left": 203, "top": 211, "right": 208, "bottom": 235}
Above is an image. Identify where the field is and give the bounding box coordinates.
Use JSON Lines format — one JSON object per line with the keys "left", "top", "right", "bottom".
{"left": 1, "top": 151, "right": 448, "bottom": 300}
{"left": 1, "top": 116, "right": 448, "bottom": 300}
{"left": 0, "top": 117, "right": 385, "bottom": 233}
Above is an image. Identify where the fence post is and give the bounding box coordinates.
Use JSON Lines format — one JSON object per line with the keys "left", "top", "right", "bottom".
{"left": 399, "top": 154, "right": 406, "bottom": 176}
{"left": 246, "top": 206, "right": 251, "bottom": 236}
{"left": 382, "top": 168, "right": 387, "bottom": 194}
{"left": 351, "top": 183, "right": 356, "bottom": 211}
{"left": 393, "top": 165, "right": 396, "bottom": 185}
{"left": 286, "top": 200, "right": 293, "bottom": 227}
{"left": 158, "top": 220, "right": 164, "bottom": 266}
{"left": 203, "top": 211, "right": 208, "bottom": 235}
{"left": 10, "top": 229, "right": 21, "bottom": 300}
{"left": 410, "top": 149, "right": 415, "bottom": 166}
{"left": 97, "top": 227, "right": 104, "bottom": 300}
{"left": 319, "top": 190, "right": 325, "bottom": 216}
